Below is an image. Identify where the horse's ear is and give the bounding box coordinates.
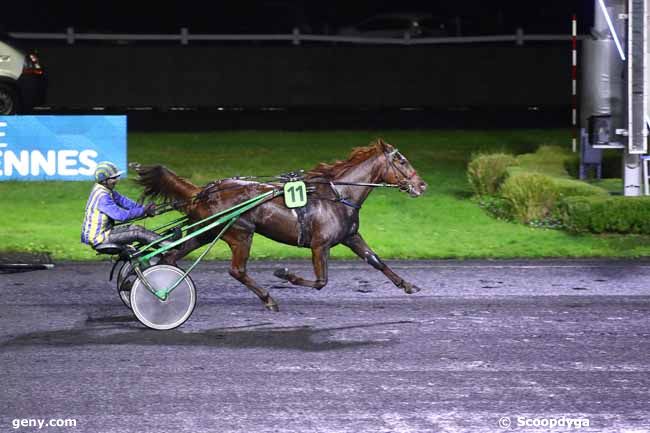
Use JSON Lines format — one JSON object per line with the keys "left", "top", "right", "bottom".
{"left": 376, "top": 137, "right": 392, "bottom": 151}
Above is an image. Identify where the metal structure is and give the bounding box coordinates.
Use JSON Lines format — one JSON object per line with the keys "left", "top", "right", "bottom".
{"left": 581, "top": 0, "right": 648, "bottom": 195}
{"left": 9, "top": 27, "right": 573, "bottom": 46}
{"left": 628, "top": 0, "right": 648, "bottom": 155}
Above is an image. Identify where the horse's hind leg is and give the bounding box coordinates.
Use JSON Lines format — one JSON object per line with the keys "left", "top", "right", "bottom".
{"left": 342, "top": 233, "right": 421, "bottom": 294}
{"left": 223, "top": 229, "right": 280, "bottom": 312}
{"left": 158, "top": 237, "right": 204, "bottom": 266}
{"left": 273, "top": 246, "right": 329, "bottom": 290}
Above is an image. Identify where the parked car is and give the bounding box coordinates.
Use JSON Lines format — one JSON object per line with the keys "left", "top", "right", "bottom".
{"left": 337, "top": 13, "right": 448, "bottom": 39}
{"left": 0, "top": 38, "right": 46, "bottom": 114}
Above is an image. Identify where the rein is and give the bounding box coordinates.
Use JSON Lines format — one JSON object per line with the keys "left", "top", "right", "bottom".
{"left": 309, "top": 180, "right": 402, "bottom": 188}
{"left": 139, "top": 147, "right": 415, "bottom": 215}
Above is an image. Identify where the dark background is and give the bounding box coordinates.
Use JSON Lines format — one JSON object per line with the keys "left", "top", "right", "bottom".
{"left": 3, "top": 0, "right": 593, "bottom": 35}
{"left": 2, "top": 1, "right": 595, "bottom": 129}
{"left": 40, "top": 45, "right": 569, "bottom": 108}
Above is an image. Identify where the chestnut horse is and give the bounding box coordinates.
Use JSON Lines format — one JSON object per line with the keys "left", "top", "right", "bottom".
{"left": 134, "top": 139, "right": 427, "bottom": 311}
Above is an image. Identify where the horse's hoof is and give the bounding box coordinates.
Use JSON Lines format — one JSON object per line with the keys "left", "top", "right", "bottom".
{"left": 401, "top": 281, "right": 421, "bottom": 294}
{"left": 273, "top": 268, "right": 290, "bottom": 281}
{"left": 265, "top": 301, "right": 280, "bottom": 312}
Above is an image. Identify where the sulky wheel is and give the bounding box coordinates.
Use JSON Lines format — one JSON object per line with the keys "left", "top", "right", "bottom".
{"left": 130, "top": 264, "right": 196, "bottom": 331}
{"left": 117, "top": 257, "right": 160, "bottom": 309}
{"left": 116, "top": 261, "right": 135, "bottom": 309}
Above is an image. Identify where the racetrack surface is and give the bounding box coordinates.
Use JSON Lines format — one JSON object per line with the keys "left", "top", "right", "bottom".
{"left": 1, "top": 259, "right": 649, "bottom": 433}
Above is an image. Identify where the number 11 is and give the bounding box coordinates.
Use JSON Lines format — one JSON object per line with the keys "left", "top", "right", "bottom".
{"left": 287, "top": 185, "right": 304, "bottom": 202}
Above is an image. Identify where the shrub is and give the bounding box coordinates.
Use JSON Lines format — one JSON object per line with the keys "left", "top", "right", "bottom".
{"left": 467, "top": 153, "right": 518, "bottom": 196}
{"left": 497, "top": 174, "right": 606, "bottom": 226}
{"left": 477, "top": 195, "right": 513, "bottom": 221}
{"left": 469, "top": 147, "right": 612, "bottom": 230}
{"left": 500, "top": 173, "right": 559, "bottom": 223}
{"left": 560, "top": 196, "right": 650, "bottom": 234}
{"left": 552, "top": 178, "right": 609, "bottom": 198}
{"left": 564, "top": 149, "right": 622, "bottom": 179}
{"left": 602, "top": 150, "right": 622, "bottom": 178}
{"left": 563, "top": 154, "right": 580, "bottom": 178}
{"left": 516, "top": 145, "right": 573, "bottom": 177}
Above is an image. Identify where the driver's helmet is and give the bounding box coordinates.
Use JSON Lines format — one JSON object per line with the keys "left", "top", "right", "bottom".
{"left": 94, "top": 161, "right": 124, "bottom": 183}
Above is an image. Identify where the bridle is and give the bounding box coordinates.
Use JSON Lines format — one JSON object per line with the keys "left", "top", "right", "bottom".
{"left": 383, "top": 148, "right": 418, "bottom": 194}
{"left": 320, "top": 148, "right": 418, "bottom": 208}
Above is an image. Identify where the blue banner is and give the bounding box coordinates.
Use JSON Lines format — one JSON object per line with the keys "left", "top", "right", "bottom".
{"left": 0, "top": 115, "right": 127, "bottom": 181}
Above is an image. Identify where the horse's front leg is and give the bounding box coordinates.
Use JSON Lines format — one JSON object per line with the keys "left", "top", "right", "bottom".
{"left": 274, "top": 246, "right": 329, "bottom": 290}
{"left": 342, "top": 233, "right": 421, "bottom": 294}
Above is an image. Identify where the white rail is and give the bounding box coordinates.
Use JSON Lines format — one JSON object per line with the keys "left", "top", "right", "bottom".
{"left": 8, "top": 27, "right": 582, "bottom": 46}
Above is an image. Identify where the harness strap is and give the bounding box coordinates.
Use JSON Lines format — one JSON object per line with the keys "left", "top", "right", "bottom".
{"left": 295, "top": 205, "right": 311, "bottom": 247}
{"left": 338, "top": 198, "right": 362, "bottom": 209}
{"left": 329, "top": 181, "right": 362, "bottom": 209}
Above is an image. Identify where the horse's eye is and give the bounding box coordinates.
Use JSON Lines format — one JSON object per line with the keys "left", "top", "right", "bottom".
{"left": 399, "top": 158, "right": 407, "bottom": 165}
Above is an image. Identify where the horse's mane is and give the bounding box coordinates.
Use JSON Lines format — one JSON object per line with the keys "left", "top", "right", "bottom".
{"left": 305, "top": 139, "right": 386, "bottom": 180}
{"left": 131, "top": 139, "right": 389, "bottom": 203}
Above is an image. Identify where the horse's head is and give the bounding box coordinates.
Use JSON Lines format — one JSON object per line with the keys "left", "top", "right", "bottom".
{"left": 377, "top": 139, "right": 427, "bottom": 197}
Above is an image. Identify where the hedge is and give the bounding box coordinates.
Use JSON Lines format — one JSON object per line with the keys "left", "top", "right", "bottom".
{"left": 466, "top": 145, "right": 650, "bottom": 233}
{"left": 560, "top": 196, "right": 650, "bottom": 234}
{"left": 493, "top": 171, "right": 608, "bottom": 224}
{"left": 564, "top": 150, "right": 622, "bottom": 179}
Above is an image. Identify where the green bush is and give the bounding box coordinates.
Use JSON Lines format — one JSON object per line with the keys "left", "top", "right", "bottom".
{"left": 497, "top": 173, "right": 607, "bottom": 225}
{"left": 564, "top": 154, "right": 580, "bottom": 178}
{"left": 602, "top": 150, "right": 622, "bottom": 178}
{"left": 516, "top": 145, "right": 572, "bottom": 175}
{"left": 469, "top": 146, "right": 622, "bottom": 231}
{"left": 552, "top": 178, "right": 610, "bottom": 198}
{"left": 563, "top": 149, "right": 622, "bottom": 179}
{"left": 477, "top": 195, "right": 513, "bottom": 221}
{"left": 467, "top": 153, "right": 518, "bottom": 196}
{"left": 560, "top": 196, "right": 650, "bottom": 234}
{"left": 500, "top": 173, "right": 559, "bottom": 223}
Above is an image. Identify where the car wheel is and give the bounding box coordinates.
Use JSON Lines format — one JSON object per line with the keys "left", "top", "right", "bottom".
{"left": 0, "top": 83, "right": 20, "bottom": 115}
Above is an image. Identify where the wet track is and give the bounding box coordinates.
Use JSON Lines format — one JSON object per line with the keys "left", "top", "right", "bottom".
{"left": 1, "top": 259, "right": 649, "bottom": 433}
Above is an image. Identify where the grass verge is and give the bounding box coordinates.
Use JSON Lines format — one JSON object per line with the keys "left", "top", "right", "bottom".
{"left": 2, "top": 129, "right": 650, "bottom": 260}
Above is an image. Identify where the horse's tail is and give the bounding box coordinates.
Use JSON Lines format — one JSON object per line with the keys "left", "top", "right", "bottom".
{"left": 131, "top": 163, "right": 201, "bottom": 207}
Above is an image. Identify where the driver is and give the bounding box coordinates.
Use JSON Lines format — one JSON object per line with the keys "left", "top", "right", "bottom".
{"left": 81, "top": 161, "right": 169, "bottom": 250}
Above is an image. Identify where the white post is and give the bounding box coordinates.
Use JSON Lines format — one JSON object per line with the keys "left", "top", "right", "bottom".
{"left": 454, "top": 16, "right": 462, "bottom": 36}
{"left": 572, "top": 15, "right": 578, "bottom": 152}
{"left": 623, "top": 153, "right": 643, "bottom": 195}
{"left": 66, "top": 27, "right": 74, "bottom": 45}
{"left": 516, "top": 27, "right": 524, "bottom": 45}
